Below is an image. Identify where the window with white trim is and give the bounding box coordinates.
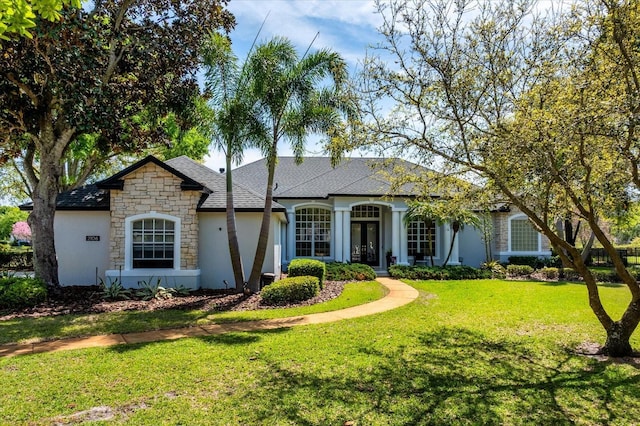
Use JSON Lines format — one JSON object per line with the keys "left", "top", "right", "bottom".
{"left": 407, "top": 221, "right": 436, "bottom": 257}
{"left": 132, "top": 218, "right": 175, "bottom": 268}
{"left": 510, "top": 217, "right": 539, "bottom": 252}
{"left": 296, "top": 207, "right": 331, "bottom": 257}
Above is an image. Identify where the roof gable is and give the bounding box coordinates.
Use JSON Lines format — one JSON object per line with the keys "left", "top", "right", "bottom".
{"left": 96, "top": 155, "right": 205, "bottom": 192}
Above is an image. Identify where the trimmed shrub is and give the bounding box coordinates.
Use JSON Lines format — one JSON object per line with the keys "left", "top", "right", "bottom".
{"left": 0, "top": 277, "right": 47, "bottom": 309}
{"left": 506, "top": 264, "right": 534, "bottom": 277}
{"left": 562, "top": 268, "right": 581, "bottom": 281}
{"left": 261, "top": 275, "right": 319, "bottom": 305}
{"left": 539, "top": 267, "right": 559, "bottom": 280}
{"left": 508, "top": 256, "right": 546, "bottom": 269}
{"left": 389, "top": 265, "right": 490, "bottom": 280}
{"left": 325, "top": 262, "right": 376, "bottom": 281}
{"left": 288, "top": 259, "right": 326, "bottom": 289}
{"left": 0, "top": 249, "right": 33, "bottom": 270}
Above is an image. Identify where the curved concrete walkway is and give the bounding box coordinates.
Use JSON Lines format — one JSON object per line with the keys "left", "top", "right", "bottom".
{"left": 0, "top": 277, "right": 418, "bottom": 358}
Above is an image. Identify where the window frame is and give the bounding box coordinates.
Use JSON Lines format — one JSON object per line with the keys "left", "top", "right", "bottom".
{"left": 295, "top": 206, "right": 332, "bottom": 258}
{"left": 125, "top": 213, "right": 181, "bottom": 270}
{"left": 406, "top": 220, "right": 438, "bottom": 258}
{"left": 508, "top": 214, "right": 541, "bottom": 253}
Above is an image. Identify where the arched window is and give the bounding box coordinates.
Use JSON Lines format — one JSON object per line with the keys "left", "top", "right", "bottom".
{"left": 296, "top": 207, "right": 331, "bottom": 257}
{"left": 125, "top": 213, "right": 181, "bottom": 270}
{"left": 509, "top": 215, "right": 540, "bottom": 252}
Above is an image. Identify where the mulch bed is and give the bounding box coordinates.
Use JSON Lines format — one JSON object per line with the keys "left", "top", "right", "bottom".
{"left": 0, "top": 280, "right": 347, "bottom": 321}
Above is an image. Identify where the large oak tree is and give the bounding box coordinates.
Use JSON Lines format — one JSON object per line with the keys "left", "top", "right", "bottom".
{"left": 0, "top": 0, "right": 234, "bottom": 290}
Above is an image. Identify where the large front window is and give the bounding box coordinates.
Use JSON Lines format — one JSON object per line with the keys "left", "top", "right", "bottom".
{"left": 510, "top": 217, "right": 539, "bottom": 252}
{"left": 132, "top": 218, "right": 175, "bottom": 268}
{"left": 407, "top": 221, "right": 436, "bottom": 257}
{"left": 296, "top": 207, "right": 331, "bottom": 257}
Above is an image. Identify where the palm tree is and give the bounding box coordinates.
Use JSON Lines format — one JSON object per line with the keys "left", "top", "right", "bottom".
{"left": 201, "top": 33, "right": 269, "bottom": 290}
{"left": 245, "top": 37, "right": 355, "bottom": 292}
{"left": 441, "top": 207, "right": 480, "bottom": 266}
{"left": 404, "top": 200, "right": 480, "bottom": 267}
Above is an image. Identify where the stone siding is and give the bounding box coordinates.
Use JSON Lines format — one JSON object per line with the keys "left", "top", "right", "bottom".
{"left": 109, "top": 162, "right": 201, "bottom": 270}
{"left": 493, "top": 209, "right": 550, "bottom": 255}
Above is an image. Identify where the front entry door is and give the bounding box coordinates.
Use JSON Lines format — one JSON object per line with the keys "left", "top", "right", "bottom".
{"left": 351, "top": 222, "right": 379, "bottom": 266}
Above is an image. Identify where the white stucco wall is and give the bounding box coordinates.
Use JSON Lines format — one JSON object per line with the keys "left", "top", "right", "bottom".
{"left": 54, "top": 211, "right": 110, "bottom": 286}
{"left": 457, "top": 225, "right": 487, "bottom": 267}
{"left": 198, "top": 212, "right": 283, "bottom": 289}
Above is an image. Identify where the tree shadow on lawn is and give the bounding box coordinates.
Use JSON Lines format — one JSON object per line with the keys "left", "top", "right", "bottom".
{"left": 105, "top": 328, "right": 288, "bottom": 354}
{"left": 249, "top": 327, "right": 640, "bottom": 425}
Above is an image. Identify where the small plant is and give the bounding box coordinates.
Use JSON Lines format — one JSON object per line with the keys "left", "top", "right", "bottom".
{"left": 506, "top": 264, "right": 534, "bottom": 277}
{"left": 539, "top": 267, "right": 559, "bottom": 280}
{"left": 99, "top": 277, "right": 131, "bottom": 301}
{"left": 481, "top": 260, "right": 506, "bottom": 279}
{"left": 173, "top": 284, "right": 191, "bottom": 296}
{"left": 261, "top": 275, "right": 319, "bottom": 305}
{"left": 135, "top": 277, "right": 166, "bottom": 300}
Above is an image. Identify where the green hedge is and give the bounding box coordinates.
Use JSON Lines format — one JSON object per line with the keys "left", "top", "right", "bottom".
{"left": 288, "top": 259, "right": 326, "bottom": 289}
{"left": 539, "top": 267, "right": 560, "bottom": 280}
{"left": 508, "top": 256, "right": 561, "bottom": 269}
{"left": 261, "top": 276, "right": 319, "bottom": 305}
{"left": 506, "top": 264, "right": 534, "bottom": 277}
{"left": 0, "top": 250, "right": 33, "bottom": 270}
{"left": 0, "top": 277, "right": 47, "bottom": 309}
{"left": 325, "top": 262, "right": 376, "bottom": 281}
{"left": 389, "top": 265, "right": 490, "bottom": 280}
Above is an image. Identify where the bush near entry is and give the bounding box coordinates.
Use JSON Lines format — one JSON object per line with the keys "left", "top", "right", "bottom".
{"left": 261, "top": 276, "right": 319, "bottom": 305}
{"left": 325, "top": 262, "right": 376, "bottom": 281}
{"left": 389, "top": 265, "right": 490, "bottom": 280}
{"left": 288, "top": 259, "right": 326, "bottom": 289}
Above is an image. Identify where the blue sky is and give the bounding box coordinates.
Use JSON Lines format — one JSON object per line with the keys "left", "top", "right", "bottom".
{"left": 203, "top": 0, "right": 383, "bottom": 172}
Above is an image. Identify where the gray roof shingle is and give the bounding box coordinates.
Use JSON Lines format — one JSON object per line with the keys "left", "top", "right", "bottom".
{"left": 165, "top": 156, "right": 284, "bottom": 211}
{"left": 233, "top": 157, "right": 424, "bottom": 198}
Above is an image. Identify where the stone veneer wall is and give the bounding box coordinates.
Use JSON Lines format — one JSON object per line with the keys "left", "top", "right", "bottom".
{"left": 109, "top": 163, "right": 201, "bottom": 270}
{"left": 493, "top": 210, "right": 550, "bottom": 254}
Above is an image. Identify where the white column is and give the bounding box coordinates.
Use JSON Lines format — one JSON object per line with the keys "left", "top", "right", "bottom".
{"left": 399, "top": 210, "right": 408, "bottom": 265}
{"left": 287, "top": 209, "right": 295, "bottom": 262}
{"left": 392, "top": 210, "right": 400, "bottom": 263}
{"left": 334, "top": 210, "right": 343, "bottom": 262}
{"left": 343, "top": 210, "right": 351, "bottom": 262}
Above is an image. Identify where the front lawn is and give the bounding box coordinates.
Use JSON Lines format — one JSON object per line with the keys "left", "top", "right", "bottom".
{"left": 0, "top": 280, "right": 386, "bottom": 345}
{"left": 1, "top": 279, "right": 639, "bottom": 425}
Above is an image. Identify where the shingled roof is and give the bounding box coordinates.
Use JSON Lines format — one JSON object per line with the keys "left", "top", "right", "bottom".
{"left": 31, "top": 155, "right": 284, "bottom": 212}
{"left": 233, "top": 157, "right": 424, "bottom": 199}
{"left": 165, "top": 156, "right": 284, "bottom": 211}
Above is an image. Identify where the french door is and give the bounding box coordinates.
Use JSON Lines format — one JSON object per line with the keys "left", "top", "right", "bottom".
{"left": 351, "top": 222, "right": 379, "bottom": 266}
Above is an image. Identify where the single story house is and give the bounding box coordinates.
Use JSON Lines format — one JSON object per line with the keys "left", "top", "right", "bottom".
{"left": 24, "top": 155, "right": 550, "bottom": 288}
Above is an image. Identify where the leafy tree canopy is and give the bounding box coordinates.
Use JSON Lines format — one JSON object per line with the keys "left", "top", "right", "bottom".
{"left": 0, "top": 0, "right": 234, "bottom": 288}
{"left": 0, "top": 0, "right": 80, "bottom": 40}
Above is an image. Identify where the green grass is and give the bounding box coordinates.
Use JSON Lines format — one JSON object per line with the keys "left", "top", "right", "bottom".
{"left": 0, "top": 280, "right": 386, "bottom": 345}
{"left": 1, "top": 279, "right": 639, "bottom": 425}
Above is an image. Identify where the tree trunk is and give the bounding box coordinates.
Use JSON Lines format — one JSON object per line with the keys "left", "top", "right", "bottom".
{"left": 603, "top": 321, "right": 635, "bottom": 357}
{"left": 28, "top": 150, "right": 63, "bottom": 294}
{"left": 247, "top": 152, "right": 277, "bottom": 292}
{"left": 225, "top": 154, "right": 245, "bottom": 291}
{"left": 442, "top": 230, "right": 458, "bottom": 267}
